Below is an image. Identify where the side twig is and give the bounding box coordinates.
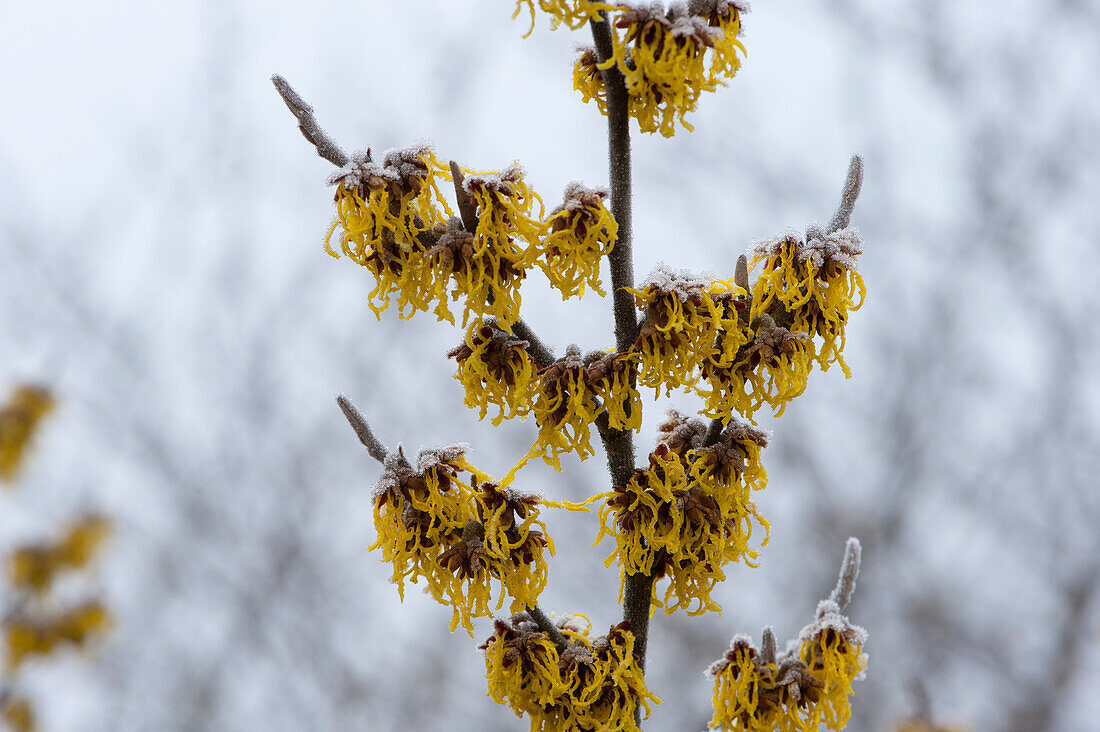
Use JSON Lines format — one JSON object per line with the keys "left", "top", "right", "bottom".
{"left": 526, "top": 606, "right": 569, "bottom": 650}
{"left": 271, "top": 75, "right": 349, "bottom": 167}
{"left": 336, "top": 394, "right": 388, "bottom": 463}
{"left": 827, "top": 154, "right": 864, "bottom": 234}
{"left": 828, "top": 537, "right": 862, "bottom": 612}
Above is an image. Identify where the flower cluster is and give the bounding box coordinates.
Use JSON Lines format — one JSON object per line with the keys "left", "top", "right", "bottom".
{"left": 628, "top": 227, "right": 865, "bottom": 423}
{"left": 541, "top": 183, "right": 618, "bottom": 298}
{"left": 530, "top": 346, "right": 640, "bottom": 470}
{"left": 481, "top": 613, "right": 660, "bottom": 731}
{"left": 708, "top": 606, "right": 867, "bottom": 731}
{"left": 326, "top": 144, "right": 621, "bottom": 328}
{"left": 751, "top": 228, "right": 866, "bottom": 377}
{"left": 325, "top": 144, "right": 453, "bottom": 318}
{"left": 4, "top": 602, "right": 111, "bottom": 671}
{"left": 369, "top": 443, "right": 574, "bottom": 634}
{"left": 0, "top": 385, "right": 54, "bottom": 483}
{"left": 449, "top": 321, "right": 539, "bottom": 425}
{"left": 596, "top": 412, "right": 769, "bottom": 614}
{"left": 629, "top": 266, "right": 748, "bottom": 398}
{"left": 7, "top": 515, "right": 111, "bottom": 594}
{"left": 572, "top": 1, "right": 748, "bottom": 136}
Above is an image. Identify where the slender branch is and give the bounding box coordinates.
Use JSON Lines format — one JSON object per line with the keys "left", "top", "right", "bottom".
{"left": 734, "top": 253, "right": 750, "bottom": 292}
{"left": 760, "top": 626, "right": 778, "bottom": 666}
{"left": 271, "top": 75, "right": 350, "bottom": 167}
{"left": 827, "top": 154, "right": 864, "bottom": 233}
{"left": 590, "top": 16, "right": 652, "bottom": 699}
{"left": 590, "top": 15, "right": 639, "bottom": 354}
{"left": 829, "top": 537, "right": 862, "bottom": 612}
{"left": 448, "top": 161, "right": 480, "bottom": 233}
{"left": 526, "top": 606, "right": 569, "bottom": 651}
{"left": 336, "top": 394, "right": 388, "bottom": 463}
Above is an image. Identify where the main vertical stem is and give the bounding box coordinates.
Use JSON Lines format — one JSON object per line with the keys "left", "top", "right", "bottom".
{"left": 591, "top": 14, "right": 652, "bottom": 698}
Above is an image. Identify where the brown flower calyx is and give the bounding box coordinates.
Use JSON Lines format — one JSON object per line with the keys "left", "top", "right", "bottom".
{"left": 771, "top": 657, "right": 825, "bottom": 709}
{"left": 462, "top": 164, "right": 526, "bottom": 200}
{"left": 478, "top": 483, "right": 538, "bottom": 530}
{"left": 479, "top": 614, "right": 549, "bottom": 668}
{"left": 706, "top": 635, "right": 758, "bottom": 677}
{"left": 559, "top": 639, "right": 595, "bottom": 670}
{"left": 802, "top": 227, "right": 862, "bottom": 277}
{"left": 477, "top": 483, "right": 548, "bottom": 567}
{"left": 690, "top": 0, "right": 750, "bottom": 26}
{"left": 447, "top": 323, "right": 532, "bottom": 385}
{"left": 692, "top": 417, "right": 769, "bottom": 481}
{"left": 580, "top": 348, "right": 634, "bottom": 386}
{"left": 328, "top": 143, "right": 434, "bottom": 198}
{"left": 656, "top": 409, "right": 708, "bottom": 455}
{"left": 738, "top": 314, "right": 811, "bottom": 368}
{"left": 438, "top": 520, "right": 490, "bottom": 578}
{"left": 676, "top": 486, "right": 722, "bottom": 528}
{"left": 429, "top": 218, "right": 524, "bottom": 281}
{"left": 591, "top": 621, "right": 633, "bottom": 657}
{"left": 605, "top": 480, "right": 655, "bottom": 535}
{"left": 546, "top": 182, "right": 612, "bottom": 245}
{"left": 618, "top": 5, "right": 720, "bottom": 52}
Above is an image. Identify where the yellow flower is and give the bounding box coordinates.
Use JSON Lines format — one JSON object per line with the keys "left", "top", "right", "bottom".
{"left": 1, "top": 695, "right": 36, "bottom": 732}
{"left": 505, "top": 346, "right": 641, "bottom": 484}
{"left": 55, "top": 515, "right": 112, "bottom": 570}
{"left": 628, "top": 266, "right": 744, "bottom": 398}
{"left": 588, "top": 3, "right": 746, "bottom": 136}
{"left": 513, "top": 0, "right": 624, "bottom": 38}
{"left": 699, "top": 314, "right": 814, "bottom": 420}
{"left": 707, "top": 637, "right": 786, "bottom": 731}
{"left": 8, "top": 515, "right": 112, "bottom": 594}
{"left": 481, "top": 614, "right": 659, "bottom": 731}
{"left": 325, "top": 144, "right": 453, "bottom": 319}
{"left": 448, "top": 321, "right": 538, "bottom": 425}
{"left": 796, "top": 604, "right": 868, "bottom": 731}
{"left": 4, "top": 619, "right": 54, "bottom": 670}
{"left": 585, "top": 350, "right": 641, "bottom": 432}
{"left": 0, "top": 385, "right": 54, "bottom": 483}
{"left": 473, "top": 483, "right": 562, "bottom": 612}
{"left": 596, "top": 417, "right": 768, "bottom": 615}
{"left": 540, "top": 183, "right": 618, "bottom": 299}
{"left": 573, "top": 47, "right": 607, "bottom": 115}
{"left": 51, "top": 601, "right": 112, "bottom": 648}
{"left": 750, "top": 229, "right": 866, "bottom": 376}
{"left": 3, "top": 601, "right": 111, "bottom": 670}
{"left": 370, "top": 445, "right": 574, "bottom": 634}
{"left": 697, "top": 0, "right": 749, "bottom": 83}
{"left": 482, "top": 615, "right": 569, "bottom": 718}
{"left": 439, "top": 164, "right": 544, "bottom": 328}
{"left": 529, "top": 346, "right": 602, "bottom": 469}
{"left": 685, "top": 415, "right": 770, "bottom": 556}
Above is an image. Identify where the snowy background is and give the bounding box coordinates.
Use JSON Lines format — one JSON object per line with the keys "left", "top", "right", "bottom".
{"left": 2, "top": 1, "right": 1099, "bottom": 730}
